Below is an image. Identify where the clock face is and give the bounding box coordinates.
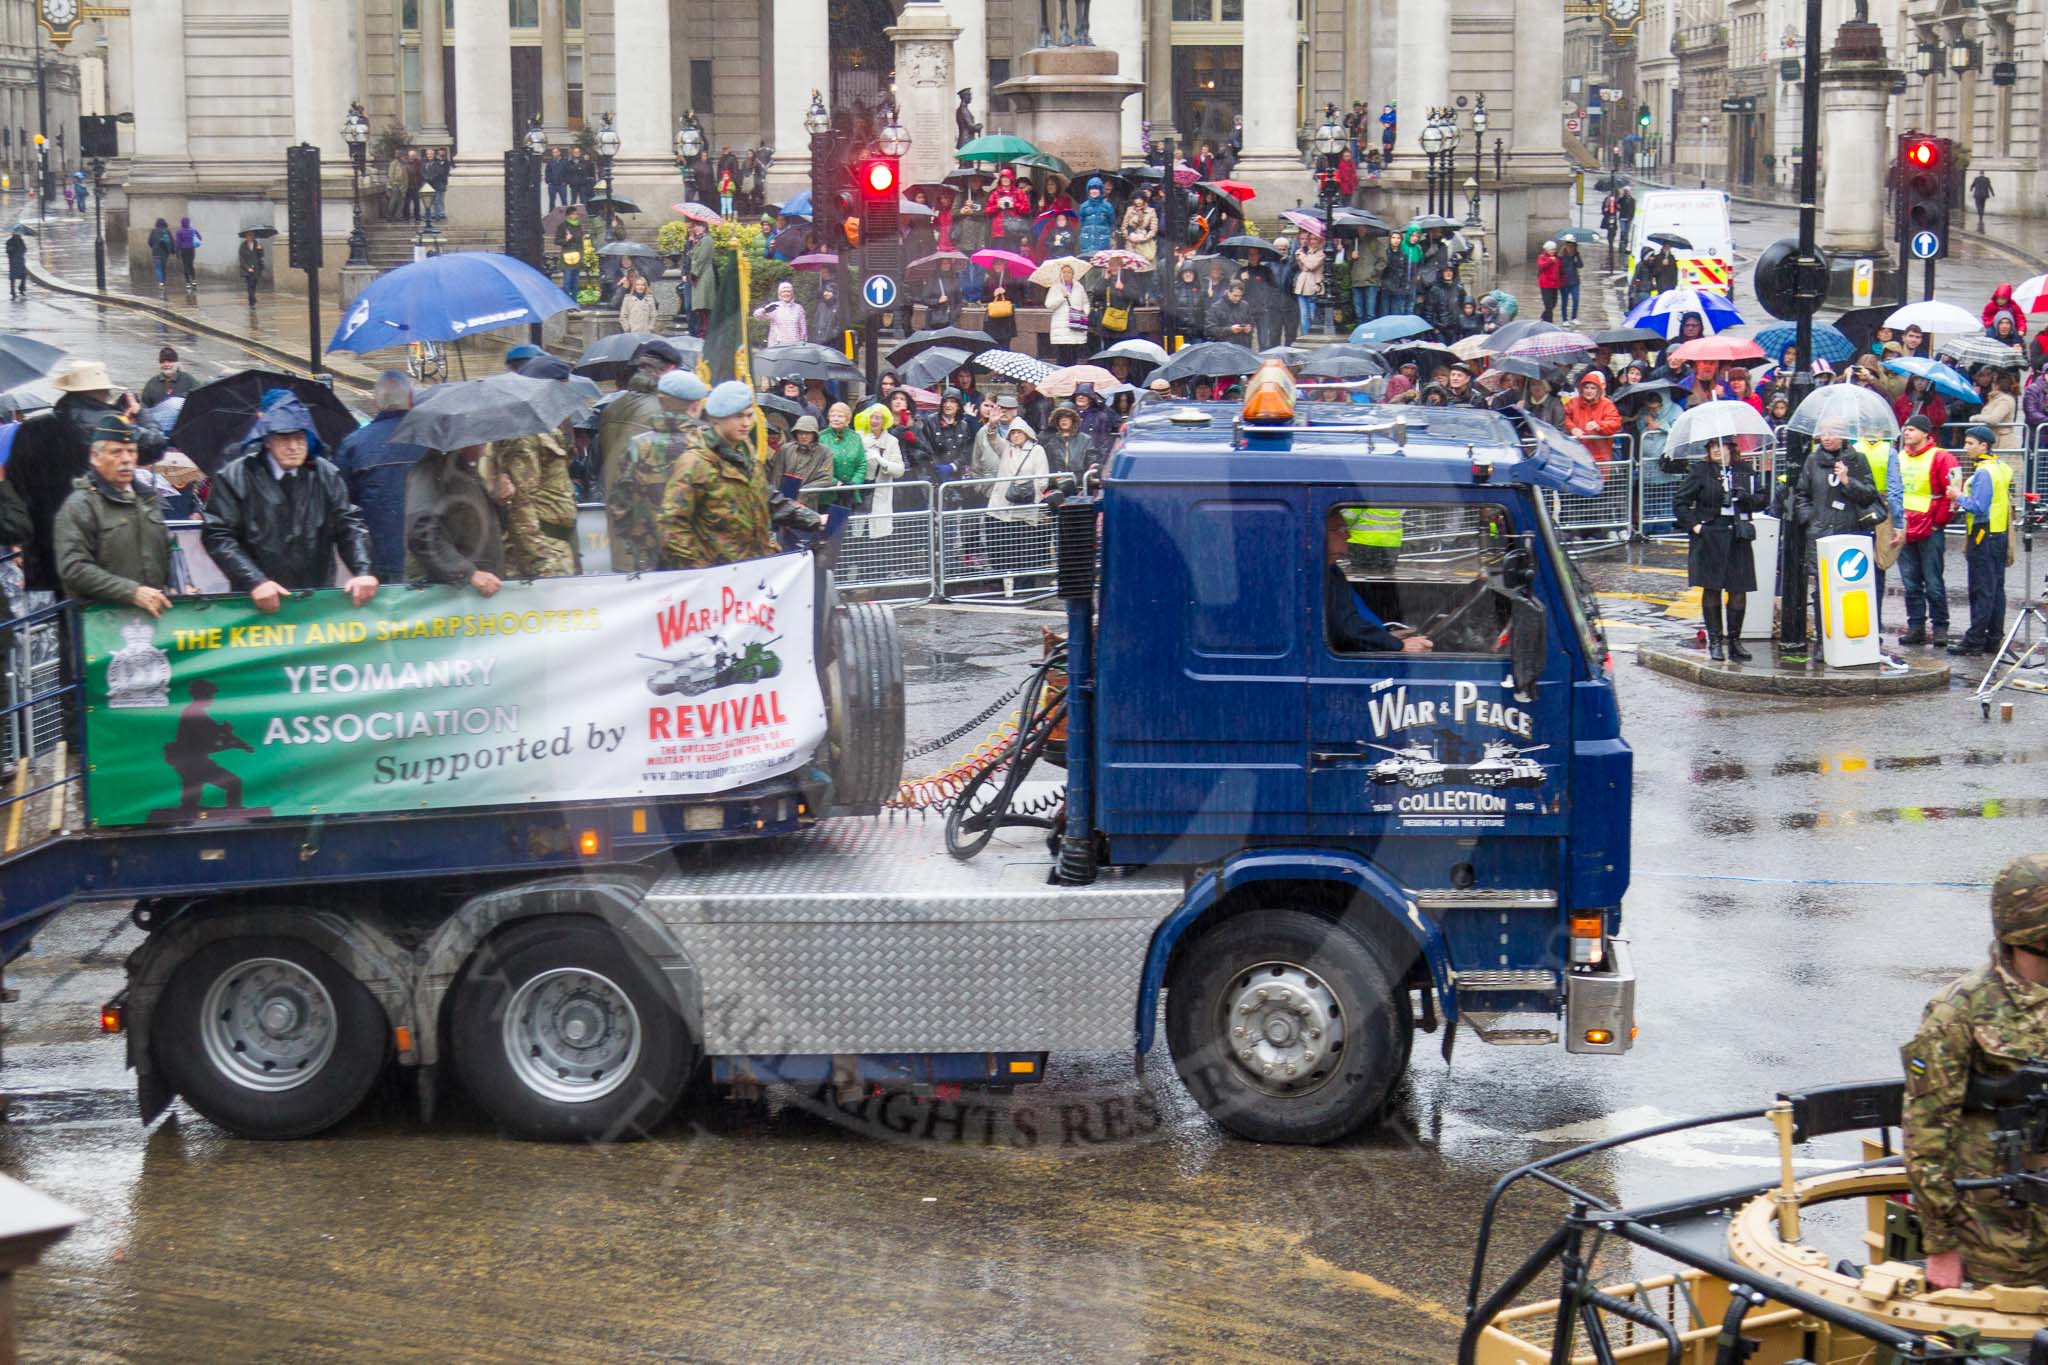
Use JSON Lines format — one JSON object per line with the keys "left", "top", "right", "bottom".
{"left": 1606, "top": 0, "right": 1640, "bottom": 23}
{"left": 41, "top": 0, "right": 79, "bottom": 26}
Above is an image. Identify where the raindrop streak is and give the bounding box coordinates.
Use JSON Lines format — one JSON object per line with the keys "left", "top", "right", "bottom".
{"left": 1780, "top": 797, "right": 2048, "bottom": 831}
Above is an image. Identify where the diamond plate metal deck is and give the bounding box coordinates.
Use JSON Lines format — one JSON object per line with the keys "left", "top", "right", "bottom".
{"left": 645, "top": 819, "right": 1185, "bottom": 1055}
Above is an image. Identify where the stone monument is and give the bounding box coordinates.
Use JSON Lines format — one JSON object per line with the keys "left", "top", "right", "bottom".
{"left": 1817, "top": 17, "right": 1900, "bottom": 304}
{"left": 990, "top": 13, "right": 1141, "bottom": 176}
{"left": 889, "top": 3, "right": 964, "bottom": 192}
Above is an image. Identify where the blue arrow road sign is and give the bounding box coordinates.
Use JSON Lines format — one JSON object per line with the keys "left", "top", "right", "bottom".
{"left": 1910, "top": 230, "right": 1941, "bottom": 259}
{"left": 862, "top": 274, "right": 898, "bottom": 309}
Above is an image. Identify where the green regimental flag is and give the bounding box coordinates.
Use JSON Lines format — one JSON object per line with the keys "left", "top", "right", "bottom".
{"left": 704, "top": 245, "right": 744, "bottom": 383}
{"left": 80, "top": 563, "right": 825, "bottom": 828}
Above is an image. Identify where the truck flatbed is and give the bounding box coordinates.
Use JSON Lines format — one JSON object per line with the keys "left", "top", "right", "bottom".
{"left": 646, "top": 817, "right": 1185, "bottom": 1055}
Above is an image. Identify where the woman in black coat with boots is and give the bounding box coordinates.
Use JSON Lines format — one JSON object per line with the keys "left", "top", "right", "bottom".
{"left": 1673, "top": 436, "right": 1769, "bottom": 661}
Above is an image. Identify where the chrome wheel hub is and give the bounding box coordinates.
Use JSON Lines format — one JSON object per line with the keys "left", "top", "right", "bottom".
{"left": 1221, "top": 961, "right": 1345, "bottom": 1098}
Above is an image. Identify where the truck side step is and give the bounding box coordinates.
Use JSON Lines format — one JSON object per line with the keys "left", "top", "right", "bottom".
{"left": 1455, "top": 970, "right": 1559, "bottom": 992}
{"left": 1414, "top": 888, "right": 1559, "bottom": 912}
{"left": 1460, "top": 1011, "right": 1560, "bottom": 1046}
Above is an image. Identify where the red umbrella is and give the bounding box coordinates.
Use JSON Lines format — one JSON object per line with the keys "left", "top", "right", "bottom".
{"left": 1204, "top": 180, "right": 1257, "bottom": 202}
{"left": 672, "top": 201, "right": 722, "bottom": 226}
{"left": 1669, "top": 335, "right": 1767, "bottom": 365}
{"left": 789, "top": 252, "right": 840, "bottom": 272}
{"left": 971, "top": 248, "right": 1038, "bottom": 279}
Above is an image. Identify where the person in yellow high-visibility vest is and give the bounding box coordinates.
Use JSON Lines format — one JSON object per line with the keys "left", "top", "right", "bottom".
{"left": 1950, "top": 424, "right": 2016, "bottom": 657}
{"left": 1342, "top": 505, "right": 1403, "bottom": 576}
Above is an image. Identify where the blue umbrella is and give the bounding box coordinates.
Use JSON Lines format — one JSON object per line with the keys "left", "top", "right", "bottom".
{"left": 1351, "top": 315, "right": 1432, "bottom": 344}
{"left": 1883, "top": 355, "right": 1980, "bottom": 404}
{"left": 1751, "top": 322, "right": 1854, "bottom": 365}
{"left": 1623, "top": 288, "right": 1744, "bottom": 338}
{"left": 328, "top": 252, "right": 575, "bottom": 354}
{"left": 777, "top": 188, "right": 814, "bottom": 219}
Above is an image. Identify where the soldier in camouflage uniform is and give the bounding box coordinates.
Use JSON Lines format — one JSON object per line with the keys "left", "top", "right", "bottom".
{"left": 493, "top": 426, "right": 580, "bottom": 577}
{"left": 606, "top": 370, "right": 708, "bottom": 572}
{"left": 1903, "top": 851, "right": 2048, "bottom": 1288}
{"left": 658, "top": 381, "right": 777, "bottom": 570}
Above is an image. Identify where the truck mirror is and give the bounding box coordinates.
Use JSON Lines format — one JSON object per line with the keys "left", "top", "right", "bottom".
{"left": 1511, "top": 595, "right": 1548, "bottom": 698}
{"left": 1504, "top": 540, "right": 1537, "bottom": 591}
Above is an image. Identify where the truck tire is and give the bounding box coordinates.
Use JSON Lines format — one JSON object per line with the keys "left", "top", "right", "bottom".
{"left": 826, "top": 602, "right": 905, "bottom": 811}
{"left": 1165, "top": 909, "right": 1412, "bottom": 1145}
{"left": 155, "top": 936, "right": 390, "bottom": 1140}
{"left": 449, "top": 918, "right": 692, "bottom": 1142}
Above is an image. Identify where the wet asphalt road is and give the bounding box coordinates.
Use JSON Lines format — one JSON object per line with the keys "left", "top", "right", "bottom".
{"left": 2, "top": 211, "right": 2047, "bottom": 1361}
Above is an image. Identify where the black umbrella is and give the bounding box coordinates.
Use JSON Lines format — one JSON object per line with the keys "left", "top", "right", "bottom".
{"left": 1486, "top": 354, "right": 1559, "bottom": 381}
{"left": 899, "top": 199, "right": 939, "bottom": 220}
{"left": 755, "top": 342, "right": 862, "bottom": 381}
{"left": 1833, "top": 305, "right": 1896, "bottom": 355}
{"left": 1407, "top": 214, "right": 1462, "bottom": 231}
{"left": 6, "top": 224, "right": 35, "bottom": 237}
{"left": 770, "top": 225, "right": 809, "bottom": 259}
{"left": 1330, "top": 208, "right": 1392, "bottom": 234}
{"left": 1593, "top": 175, "right": 1630, "bottom": 191}
{"left": 571, "top": 330, "right": 664, "bottom": 381}
{"left": 1593, "top": 327, "right": 1669, "bottom": 349}
{"left": 1480, "top": 319, "right": 1563, "bottom": 353}
{"left": 1217, "top": 234, "right": 1281, "bottom": 258}
{"left": 1297, "top": 350, "right": 1385, "bottom": 379}
{"left": 168, "top": 369, "right": 361, "bottom": 474}
{"left": 1612, "top": 379, "right": 1683, "bottom": 400}
{"left": 237, "top": 224, "right": 279, "bottom": 239}
{"left": 599, "top": 240, "right": 661, "bottom": 263}
{"left": 585, "top": 193, "right": 642, "bottom": 216}
{"left": 755, "top": 392, "right": 806, "bottom": 421}
{"left": 391, "top": 374, "right": 591, "bottom": 449}
{"left": 897, "top": 345, "right": 973, "bottom": 390}
{"left": 888, "top": 327, "right": 996, "bottom": 366}
{"left": 1646, "top": 232, "right": 1692, "bottom": 250}
{"left": 1155, "top": 341, "right": 1263, "bottom": 384}
{"left": 0, "top": 333, "right": 67, "bottom": 390}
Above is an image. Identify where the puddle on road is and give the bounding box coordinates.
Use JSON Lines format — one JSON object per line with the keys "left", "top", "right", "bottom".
{"left": 1691, "top": 749, "right": 2048, "bottom": 783}
{"left": 1781, "top": 796, "right": 2048, "bottom": 830}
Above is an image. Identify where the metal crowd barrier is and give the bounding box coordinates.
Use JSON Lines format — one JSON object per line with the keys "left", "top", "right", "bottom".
{"left": 1549, "top": 433, "right": 1634, "bottom": 552}
{"left": 935, "top": 475, "right": 1058, "bottom": 603}
{"left": 802, "top": 479, "right": 937, "bottom": 601}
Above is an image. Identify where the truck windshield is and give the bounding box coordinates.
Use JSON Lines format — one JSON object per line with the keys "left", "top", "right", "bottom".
{"left": 1532, "top": 493, "right": 1607, "bottom": 663}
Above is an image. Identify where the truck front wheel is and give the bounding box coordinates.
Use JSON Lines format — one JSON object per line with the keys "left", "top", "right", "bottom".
{"left": 450, "top": 919, "right": 692, "bottom": 1142}
{"left": 156, "top": 936, "right": 390, "bottom": 1139}
{"left": 1165, "top": 909, "right": 1412, "bottom": 1144}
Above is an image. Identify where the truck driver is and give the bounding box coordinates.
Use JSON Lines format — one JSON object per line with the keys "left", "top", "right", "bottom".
{"left": 1325, "top": 511, "right": 1432, "bottom": 654}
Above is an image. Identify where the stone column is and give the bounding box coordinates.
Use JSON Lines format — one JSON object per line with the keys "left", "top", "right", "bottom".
{"left": 1393, "top": 0, "right": 1448, "bottom": 160}
{"left": 419, "top": 0, "right": 449, "bottom": 142}
{"left": 946, "top": 0, "right": 987, "bottom": 145}
{"left": 1818, "top": 21, "right": 1895, "bottom": 256}
{"left": 1509, "top": 0, "right": 1562, "bottom": 159}
{"left": 1091, "top": 0, "right": 1145, "bottom": 161}
{"left": 452, "top": 0, "right": 511, "bottom": 158}
{"left": 888, "top": 4, "right": 961, "bottom": 191}
{"left": 1232, "top": 0, "right": 1313, "bottom": 201}
{"left": 612, "top": 0, "right": 673, "bottom": 161}
{"left": 128, "top": 0, "right": 187, "bottom": 165}
{"left": 291, "top": 0, "right": 359, "bottom": 158}
{"left": 768, "top": 0, "right": 830, "bottom": 194}
{"left": 540, "top": 0, "right": 569, "bottom": 140}
{"left": 1146, "top": 0, "right": 1177, "bottom": 146}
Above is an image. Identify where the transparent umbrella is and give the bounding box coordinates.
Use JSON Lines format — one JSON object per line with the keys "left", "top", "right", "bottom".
{"left": 1784, "top": 383, "right": 1901, "bottom": 443}
{"left": 1665, "top": 399, "right": 1778, "bottom": 458}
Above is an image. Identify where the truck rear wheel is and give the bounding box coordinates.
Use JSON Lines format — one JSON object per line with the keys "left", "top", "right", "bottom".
{"left": 450, "top": 918, "right": 692, "bottom": 1142}
{"left": 826, "top": 602, "right": 905, "bottom": 811}
{"left": 1165, "top": 909, "right": 1412, "bottom": 1144}
{"left": 156, "top": 936, "right": 390, "bottom": 1140}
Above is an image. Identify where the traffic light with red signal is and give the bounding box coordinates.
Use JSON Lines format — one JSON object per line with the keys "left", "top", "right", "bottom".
{"left": 1897, "top": 133, "right": 1951, "bottom": 259}
{"left": 855, "top": 155, "right": 903, "bottom": 285}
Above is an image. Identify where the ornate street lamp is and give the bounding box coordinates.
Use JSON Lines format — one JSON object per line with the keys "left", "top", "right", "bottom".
{"left": 877, "top": 104, "right": 911, "bottom": 159}
{"left": 596, "top": 111, "right": 621, "bottom": 225}
{"left": 1313, "top": 103, "right": 1344, "bottom": 333}
{"left": 1419, "top": 118, "right": 1448, "bottom": 218}
{"left": 804, "top": 90, "right": 833, "bottom": 140}
{"left": 1914, "top": 44, "right": 1937, "bottom": 77}
{"left": 1468, "top": 96, "right": 1487, "bottom": 227}
{"left": 342, "top": 103, "right": 370, "bottom": 267}
{"left": 1947, "top": 38, "right": 1974, "bottom": 73}
{"left": 523, "top": 117, "right": 547, "bottom": 157}
{"left": 676, "top": 112, "right": 704, "bottom": 163}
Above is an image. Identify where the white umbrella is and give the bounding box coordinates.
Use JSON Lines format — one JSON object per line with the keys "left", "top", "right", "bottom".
{"left": 2010, "top": 274, "right": 2048, "bottom": 317}
{"left": 1784, "top": 383, "right": 1899, "bottom": 443}
{"left": 1665, "top": 399, "right": 1777, "bottom": 457}
{"left": 1882, "top": 300, "right": 1981, "bottom": 334}
{"left": 1027, "top": 255, "right": 1093, "bottom": 288}
{"left": 1092, "top": 338, "right": 1170, "bottom": 368}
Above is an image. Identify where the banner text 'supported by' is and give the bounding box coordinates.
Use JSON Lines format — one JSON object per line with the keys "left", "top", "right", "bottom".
{"left": 82, "top": 556, "right": 825, "bottom": 827}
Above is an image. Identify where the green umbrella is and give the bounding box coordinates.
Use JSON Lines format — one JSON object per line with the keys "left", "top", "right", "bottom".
{"left": 1012, "top": 151, "right": 1073, "bottom": 176}
{"left": 955, "top": 133, "right": 1038, "bottom": 162}
{"left": 1553, "top": 227, "right": 1603, "bottom": 244}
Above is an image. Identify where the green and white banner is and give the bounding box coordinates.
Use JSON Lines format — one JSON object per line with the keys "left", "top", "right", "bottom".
{"left": 81, "top": 556, "right": 824, "bottom": 828}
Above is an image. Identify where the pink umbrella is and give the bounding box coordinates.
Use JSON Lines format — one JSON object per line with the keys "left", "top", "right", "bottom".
{"left": 789, "top": 252, "right": 840, "bottom": 272}
{"left": 1090, "top": 248, "right": 1152, "bottom": 273}
{"left": 1173, "top": 163, "right": 1200, "bottom": 187}
{"left": 1281, "top": 209, "right": 1326, "bottom": 238}
{"left": 672, "top": 201, "right": 722, "bottom": 226}
{"left": 902, "top": 385, "right": 942, "bottom": 408}
{"left": 1039, "top": 364, "right": 1120, "bottom": 398}
{"left": 971, "top": 248, "right": 1038, "bottom": 279}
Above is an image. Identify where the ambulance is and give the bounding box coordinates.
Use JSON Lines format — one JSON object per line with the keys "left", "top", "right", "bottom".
{"left": 1628, "top": 188, "right": 1737, "bottom": 297}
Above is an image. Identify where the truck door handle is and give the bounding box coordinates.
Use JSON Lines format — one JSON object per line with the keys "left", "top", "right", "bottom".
{"left": 1311, "top": 750, "right": 1366, "bottom": 766}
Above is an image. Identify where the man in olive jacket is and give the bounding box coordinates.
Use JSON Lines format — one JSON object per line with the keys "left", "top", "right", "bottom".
{"left": 54, "top": 417, "right": 172, "bottom": 615}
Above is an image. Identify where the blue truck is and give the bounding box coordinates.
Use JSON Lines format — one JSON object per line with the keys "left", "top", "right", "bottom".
{"left": 0, "top": 371, "right": 1634, "bottom": 1144}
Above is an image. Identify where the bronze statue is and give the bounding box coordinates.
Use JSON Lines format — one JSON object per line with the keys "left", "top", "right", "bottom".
{"left": 956, "top": 89, "right": 981, "bottom": 148}
{"left": 1038, "top": 0, "right": 1090, "bottom": 48}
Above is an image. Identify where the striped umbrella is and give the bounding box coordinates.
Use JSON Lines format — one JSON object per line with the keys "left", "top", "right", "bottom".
{"left": 1505, "top": 330, "right": 1597, "bottom": 361}
{"left": 971, "top": 348, "right": 1057, "bottom": 385}
{"left": 1934, "top": 335, "right": 2027, "bottom": 371}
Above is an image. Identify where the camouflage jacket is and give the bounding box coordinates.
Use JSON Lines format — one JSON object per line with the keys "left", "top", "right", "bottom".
{"left": 1902, "top": 944, "right": 2048, "bottom": 1277}
{"left": 496, "top": 431, "right": 578, "bottom": 530}
{"left": 657, "top": 429, "right": 774, "bottom": 570}
{"left": 607, "top": 413, "right": 700, "bottom": 573}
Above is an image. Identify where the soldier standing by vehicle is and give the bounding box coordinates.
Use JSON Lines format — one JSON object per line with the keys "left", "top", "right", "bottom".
{"left": 658, "top": 381, "right": 776, "bottom": 570}
{"left": 1903, "top": 853, "right": 2048, "bottom": 1290}
{"left": 52, "top": 417, "right": 172, "bottom": 615}
{"left": 607, "top": 370, "right": 708, "bottom": 572}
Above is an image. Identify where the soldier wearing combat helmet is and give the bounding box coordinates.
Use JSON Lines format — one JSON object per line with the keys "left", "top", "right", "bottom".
{"left": 1902, "top": 852, "right": 2048, "bottom": 1289}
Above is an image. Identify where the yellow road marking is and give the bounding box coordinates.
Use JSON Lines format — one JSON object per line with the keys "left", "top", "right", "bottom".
{"left": 1289, "top": 1246, "right": 1466, "bottom": 1329}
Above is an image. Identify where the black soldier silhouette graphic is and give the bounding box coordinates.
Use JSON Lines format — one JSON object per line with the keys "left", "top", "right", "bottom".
{"left": 150, "top": 680, "right": 268, "bottom": 822}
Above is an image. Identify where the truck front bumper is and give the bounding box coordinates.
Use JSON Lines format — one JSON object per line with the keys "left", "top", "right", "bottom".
{"left": 1564, "top": 937, "right": 1636, "bottom": 1055}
